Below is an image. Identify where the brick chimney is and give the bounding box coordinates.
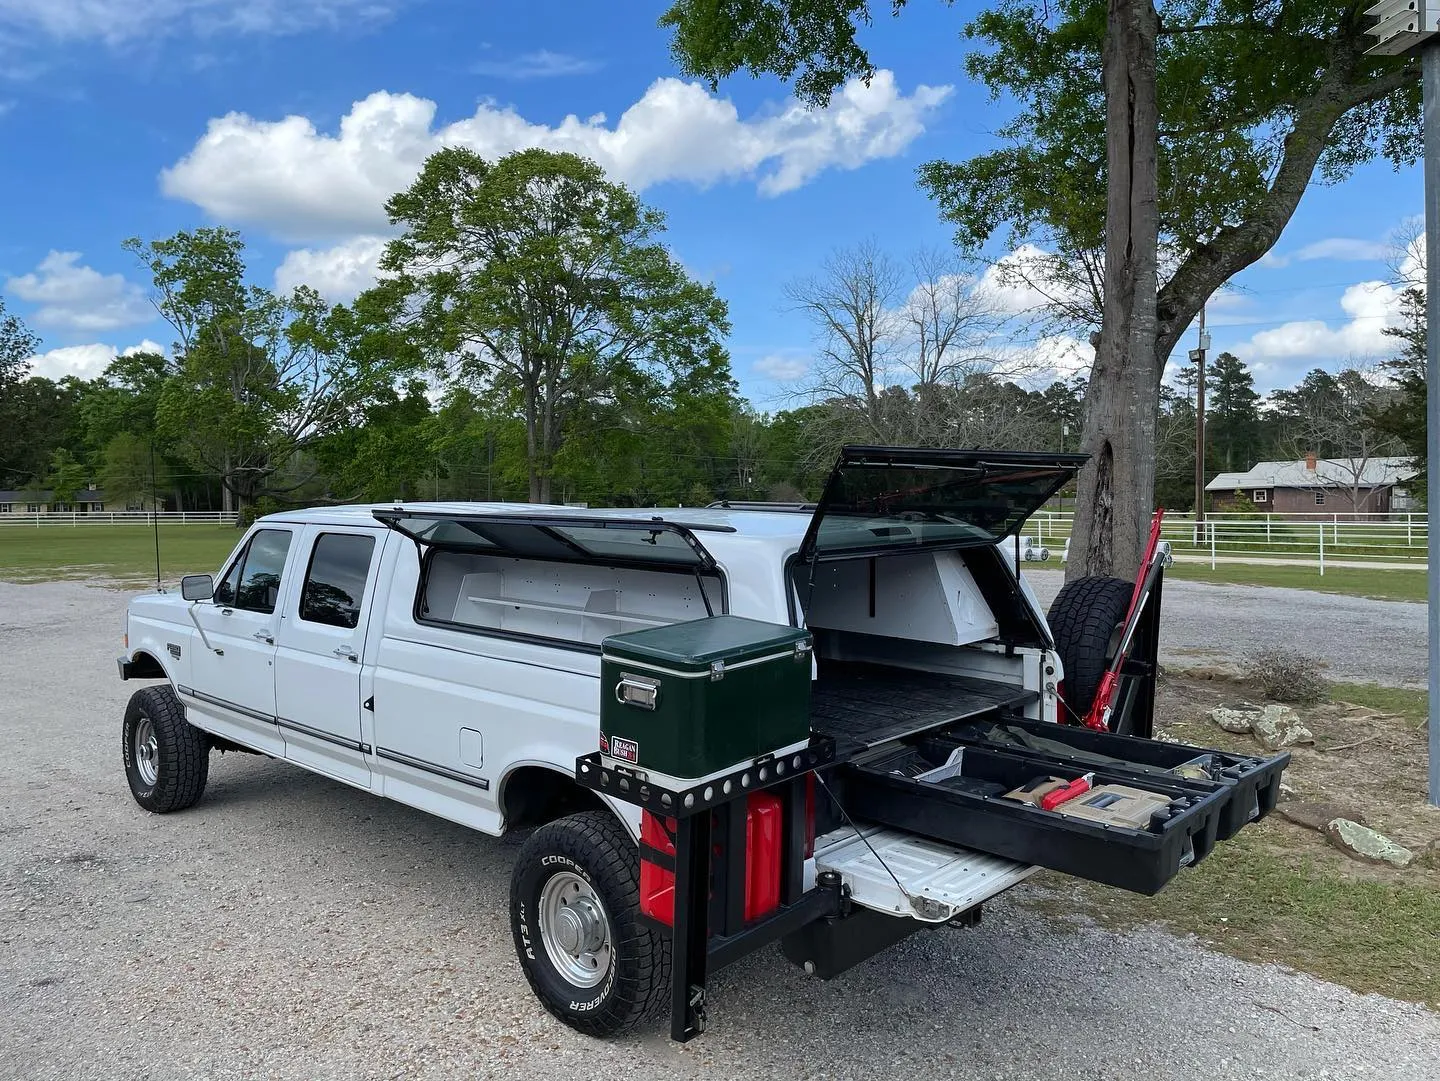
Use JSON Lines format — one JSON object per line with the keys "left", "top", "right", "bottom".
{"left": 1304, "top": 452, "right": 1317, "bottom": 471}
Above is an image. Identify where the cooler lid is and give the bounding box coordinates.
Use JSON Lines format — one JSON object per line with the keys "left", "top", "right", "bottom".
{"left": 372, "top": 508, "right": 727, "bottom": 572}
{"left": 602, "top": 615, "right": 811, "bottom": 667}
{"left": 799, "top": 446, "right": 1086, "bottom": 563}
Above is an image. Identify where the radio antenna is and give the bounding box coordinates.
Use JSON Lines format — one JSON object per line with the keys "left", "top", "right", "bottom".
{"left": 150, "top": 437, "right": 163, "bottom": 592}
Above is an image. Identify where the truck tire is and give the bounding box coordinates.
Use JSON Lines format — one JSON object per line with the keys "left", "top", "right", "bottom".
{"left": 509, "top": 810, "right": 669, "bottom": 1037}
{"left": 122, "top": 685, "right": 210, "bottom": 813}
{"left": 1047, "top": 575, "right": 1133, "bottom": 727}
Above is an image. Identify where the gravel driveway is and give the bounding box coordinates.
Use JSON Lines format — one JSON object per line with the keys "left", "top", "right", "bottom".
{"left": 1024, "top": 569, "right": 1428, "bottom": 687}
{"left": 2, "top": 579, "right": 1437, "bottom": 1080}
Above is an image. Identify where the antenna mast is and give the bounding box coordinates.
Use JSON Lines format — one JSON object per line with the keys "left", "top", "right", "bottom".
{"left": 150, "top": 438, "right": 162, "bottom": 592}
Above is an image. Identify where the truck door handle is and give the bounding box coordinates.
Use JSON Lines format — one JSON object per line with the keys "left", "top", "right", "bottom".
{"left": 252, "top": 630, "right": 275, "bottom": 644}
{"left": 333, "top": 645, "right": 358, "bottom": 662}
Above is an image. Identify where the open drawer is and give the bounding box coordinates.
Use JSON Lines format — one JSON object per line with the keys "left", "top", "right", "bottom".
{"left": 929, "top": 715, "right": 1289, "bottom": 841}
{"left": 839, "top": 744, "right": 1229, "bottom": 895}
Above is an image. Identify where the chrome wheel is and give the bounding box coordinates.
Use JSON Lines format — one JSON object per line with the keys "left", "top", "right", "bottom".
{"left": 538, "top": 871, "right": 612, "bottom": 988}
{"left": 134, "top": 715, "right": 159, "bottom": 786}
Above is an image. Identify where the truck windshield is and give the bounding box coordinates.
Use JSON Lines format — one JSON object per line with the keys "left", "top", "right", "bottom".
{"left": 801, "top": 448, "right": 1085, "bottom": 562}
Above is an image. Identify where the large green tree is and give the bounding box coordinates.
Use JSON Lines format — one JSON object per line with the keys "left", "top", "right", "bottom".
{"left": 0, "top": 296, "right": 42, "bottom": 485}
{"left": 663, "top": 0, "right": 1420, "bottom": 575}
{"left": 378, "top": 147, "right": 733, "bottom": 503}
{"left": 127, "top": 228, "right": 413, "bottom": 511}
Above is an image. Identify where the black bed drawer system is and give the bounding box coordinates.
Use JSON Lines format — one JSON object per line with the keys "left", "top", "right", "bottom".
{"left": 817, "top": 673, "right": 1289, "bottom": 896}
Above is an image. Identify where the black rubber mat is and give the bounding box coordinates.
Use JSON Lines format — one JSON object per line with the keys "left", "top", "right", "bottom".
{"left": 809, "top": 663, "right": 1037, "bottom": 749}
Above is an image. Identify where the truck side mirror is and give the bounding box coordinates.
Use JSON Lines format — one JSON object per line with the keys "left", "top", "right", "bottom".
{"left": 181, "top": 574, "right": 214, "bottom": 602}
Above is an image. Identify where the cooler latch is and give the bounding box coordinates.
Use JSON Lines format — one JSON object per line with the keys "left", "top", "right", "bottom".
{"left": 709, "top": 660, "right": 726, "bottom": 681}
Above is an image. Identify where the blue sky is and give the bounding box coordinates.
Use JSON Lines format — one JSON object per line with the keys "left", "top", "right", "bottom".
{"left": 0, "top": 0, "right": 1424, "bottom": 405}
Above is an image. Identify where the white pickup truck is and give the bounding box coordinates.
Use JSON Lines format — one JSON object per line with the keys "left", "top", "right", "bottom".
{"left": 116, "top": 447, "right": 1285, "bottom": 1040}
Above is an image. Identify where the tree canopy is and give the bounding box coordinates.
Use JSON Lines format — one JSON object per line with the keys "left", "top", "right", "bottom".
{"left": 378, "top": 147, "right": 733, "bottom": 504}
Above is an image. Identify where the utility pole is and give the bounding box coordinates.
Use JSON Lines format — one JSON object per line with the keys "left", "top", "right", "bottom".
{"left": 1366, "top": 1, "right": 1439, "bottom": 805}
{"left": 1190, "top": 307, "right": 1210, "bottom": 543}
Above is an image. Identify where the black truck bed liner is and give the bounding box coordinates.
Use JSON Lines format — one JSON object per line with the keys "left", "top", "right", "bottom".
{"left": 808, "top": 663, "right": 1037, "bottom": 749}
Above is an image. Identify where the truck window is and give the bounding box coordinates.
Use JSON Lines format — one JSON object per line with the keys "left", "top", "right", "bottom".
{"left": 214, "top": 528, "right": 293, "bottom": 614}
{"left": 419, "top": 550, "right": 723, "bottom": 649}
{"left": 299, "top": 533, "right": 376, "bottom": 629}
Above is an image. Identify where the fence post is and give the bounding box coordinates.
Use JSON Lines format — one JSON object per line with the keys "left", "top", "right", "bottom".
{"left": 1211, "top": 522, "right": 1217, "bottom": 569}
{"left": 1319, "top": 523, "right": 1325, "bottom": 576}
{"left": 1266, "top": 515, "right": 1271, "bottom": 543}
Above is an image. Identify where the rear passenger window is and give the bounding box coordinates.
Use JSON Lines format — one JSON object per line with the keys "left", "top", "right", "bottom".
{"left": 232, "top": 529, "right": 293, "bottom": 614}
{"left": 300, "top": 533, "right": 376, "bottom": 629}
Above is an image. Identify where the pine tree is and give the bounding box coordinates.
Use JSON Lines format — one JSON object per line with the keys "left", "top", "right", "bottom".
{"left": 1208, "top": 352, "right": 1261, "bottom": 472}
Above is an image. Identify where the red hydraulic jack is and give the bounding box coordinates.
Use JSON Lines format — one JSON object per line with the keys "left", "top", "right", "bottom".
{"left": 1082, "top": 509, "right": 1171, "bottom": 735}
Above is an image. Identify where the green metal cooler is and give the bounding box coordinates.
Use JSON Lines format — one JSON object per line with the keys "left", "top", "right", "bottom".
{"left": 599, "top": 615, "right": 814, "bottom": 783}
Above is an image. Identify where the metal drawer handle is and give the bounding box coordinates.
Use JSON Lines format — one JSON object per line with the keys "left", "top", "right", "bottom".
{"left": 615, "top": 675, "right": 659, "bottom": 710}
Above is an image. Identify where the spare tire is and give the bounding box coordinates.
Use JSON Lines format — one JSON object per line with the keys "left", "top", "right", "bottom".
{"left": 1046, "top": 576, "right": 1133, "bottom": 727}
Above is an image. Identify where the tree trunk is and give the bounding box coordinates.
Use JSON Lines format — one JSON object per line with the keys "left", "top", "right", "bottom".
{"left": 221, "top": 452, "right": 234, "bottom": 515}
{"left": 1067, "top": 0, "right": 1161, "bottom": 583}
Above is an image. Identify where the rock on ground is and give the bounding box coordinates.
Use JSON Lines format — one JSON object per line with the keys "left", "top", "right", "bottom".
{"left": 1325, "top": 818, "right": 1415, "bottom": 867}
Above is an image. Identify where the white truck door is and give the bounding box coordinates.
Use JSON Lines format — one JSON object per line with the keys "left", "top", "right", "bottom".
{"left": 185, "top": 526, "right": 294, "bottom": 757}
{"left": 273, "top": 526, "right": 384, "bottom": 789}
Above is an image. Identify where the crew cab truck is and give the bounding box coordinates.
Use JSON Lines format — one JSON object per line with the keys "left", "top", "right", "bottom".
{"left": 116, "top": 447, "right": 1287, "bottom": 1040}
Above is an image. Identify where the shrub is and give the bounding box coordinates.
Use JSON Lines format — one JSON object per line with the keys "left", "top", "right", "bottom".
{"left": 1243, "top": 648, "right": 1328, "bottom": 704}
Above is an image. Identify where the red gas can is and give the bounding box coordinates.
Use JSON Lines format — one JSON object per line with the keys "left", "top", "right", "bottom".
{"left": 638, "top": 792, "right": 786, "bottom": 928}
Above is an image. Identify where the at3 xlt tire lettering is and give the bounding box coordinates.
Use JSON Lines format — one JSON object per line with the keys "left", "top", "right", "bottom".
{"left": 509, "top": 810, "right": 669, "bottom": 1037}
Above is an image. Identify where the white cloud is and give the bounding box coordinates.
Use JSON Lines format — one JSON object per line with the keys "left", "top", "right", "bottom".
{"left": 973, "top": 244, "right": 1091, "bottom": 319}
{"left": 1260, "top": 237, "right": 1390, "bottom": 269}
{"left": 1243, "top": 280, "right": 1403, "bottom": 361}
{"left": 24, "top": 338, "right": 165, "bottom": 382}
{"left": 0, "top": 0, "right": 400, "bottom": 47}
{"left": 161, "top": 71, "right": 952, "bottom": 241}
{"left": 274, "top": 235, "right": 387, "bottom": 302}
{"left": 5, "top": 251, "right": 150, "bottom": 332}
{"left": 472, "top": 50, "right": 602, "bottom": 80}
{"left": 996, "top": 334, "right": 1093, "bottom": 387}
{"left": 753, "top": 352, "right": 810, "bottom": 381}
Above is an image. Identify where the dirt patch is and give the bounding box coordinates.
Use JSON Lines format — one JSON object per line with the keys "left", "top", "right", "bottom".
{"left": 1156, "top": 670, "right": 1440, "bottom": 871}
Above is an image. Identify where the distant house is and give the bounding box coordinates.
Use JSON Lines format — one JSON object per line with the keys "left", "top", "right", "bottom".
{"left": 1205, "top": 455, "right": 1417, "bottom": 517}
{"left": 0, "top": 486, "right": 109, "bottom": 515}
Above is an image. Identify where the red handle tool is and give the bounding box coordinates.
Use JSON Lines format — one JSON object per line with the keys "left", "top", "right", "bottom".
{"left": 1039, "top": 772, "right": 1094, "bottom": 811}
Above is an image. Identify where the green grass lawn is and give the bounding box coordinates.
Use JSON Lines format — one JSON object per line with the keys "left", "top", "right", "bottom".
{"left": 1167, "top": 561, "right": 1427, "bottom": 603}
{"left": 0, "top": 524, "right": 241, "bottom": 584}
{"left": 1329, "top": 681, "right": 1429, "bottom": 726}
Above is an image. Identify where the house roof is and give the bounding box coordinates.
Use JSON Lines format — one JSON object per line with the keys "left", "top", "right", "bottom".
{"left": 1204, "top": 457, "right": 1417, "bottom": 492}
{"left": 0, "top": 489, "right": 106, "bottom": 503}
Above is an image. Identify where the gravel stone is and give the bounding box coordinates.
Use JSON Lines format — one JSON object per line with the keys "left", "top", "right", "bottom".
{"left": 2, "top": 578, "right": 1438, "bottom": 1081}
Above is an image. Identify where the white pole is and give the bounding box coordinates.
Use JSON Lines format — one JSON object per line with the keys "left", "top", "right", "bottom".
{"left": 1319, "top": 522, "right": 1325, "bottom": 576}
{"left": 1210, "top": 522, "right": 1216, "bottom": 569}
{"left": 1424, "top": 38, "right": 1440, "bottom": 805}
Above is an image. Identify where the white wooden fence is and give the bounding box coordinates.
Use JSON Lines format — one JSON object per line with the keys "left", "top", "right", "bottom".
{"left": 0, "top": 511, "right": 239, "bottom": 527}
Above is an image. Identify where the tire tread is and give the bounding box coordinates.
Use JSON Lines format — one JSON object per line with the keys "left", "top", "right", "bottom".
{"left": 124, "top": 685, "right": 209, "bottom": 812}
{"left": 510, "top": 809, "right": 669, "bottom": 1037}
